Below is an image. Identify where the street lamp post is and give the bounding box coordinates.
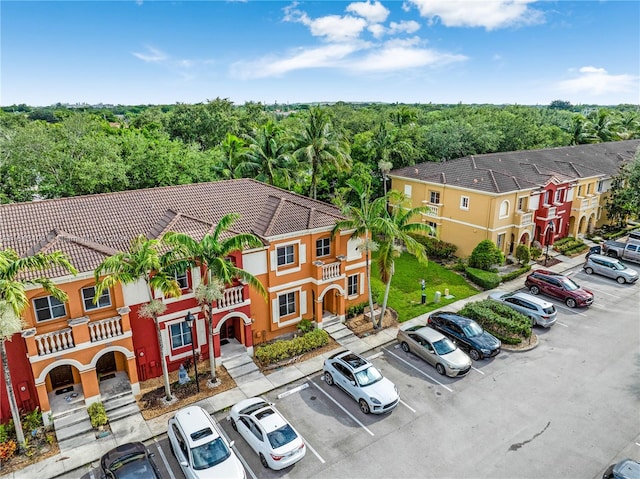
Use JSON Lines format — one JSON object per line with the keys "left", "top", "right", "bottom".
{"left": 544, "top": 220, "right": 555, "bottom": 266}
{"left": 184, "top": 312, "right": 200, "bottom": 393}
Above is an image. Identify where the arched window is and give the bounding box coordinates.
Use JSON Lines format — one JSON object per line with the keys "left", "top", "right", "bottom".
{"left": 499, "top": 200, "right": 510, "bottom": 218}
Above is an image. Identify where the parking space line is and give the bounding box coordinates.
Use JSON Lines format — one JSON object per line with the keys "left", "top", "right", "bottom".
{"left": 400, "top": 399, "right": 417, "bottom": 413}
{"left": 383, "top": 348, "right": 453, "bottom": 392}
{"left": 301, "top": 436, "right": 326, "bottom": 464}
{"left": 471, "top": 366, "right": 485, "bottom": 375}
{"left": 553, "top": 303, "right": 588, "bottom": 316}
{"left": 556, "top": 321, "right": 569, "bottom": 327}
{"left": 309, "top": 379, "right": 375, "bottom": 436}
{"left": 153, "top": 440, "right": 177, "bottom": 479}
{"left": 581, "top": 286, "right": 623, "bottom": 299}
{"left": 366, "top": 351, "right": 384, "bottom": 361}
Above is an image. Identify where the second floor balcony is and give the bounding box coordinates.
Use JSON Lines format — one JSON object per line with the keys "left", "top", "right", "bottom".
{"left": 516, "top": 212, "right": 533, "bottom": 226}
{"left": 312, "top": 260, "right": 343, "bottom": 282}
{"left": 214, "top": 285, "right": 246, "bottom": 311}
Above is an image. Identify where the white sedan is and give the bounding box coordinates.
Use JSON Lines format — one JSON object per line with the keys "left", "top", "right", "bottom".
{"left": 228, "top": 397, "right": 306, "bottom": 470}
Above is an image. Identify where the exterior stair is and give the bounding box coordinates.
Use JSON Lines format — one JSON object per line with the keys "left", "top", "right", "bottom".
{"left": 53, "top": 404, "right": 95, "bottom": 452}
{"left": 103, "top": 390, "right": 140, "bottom": 422}
{"left": 323, "top": 318, "right": 359, "bottom": 347}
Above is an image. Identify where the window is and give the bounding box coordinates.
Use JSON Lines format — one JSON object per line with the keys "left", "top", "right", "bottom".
{"left": 499, "top": 200, "right": 509, "bottom": 218}
{"left": 175, "top": 270, "right": 189, "bottom": 289}
{"left": 404, "top": 184, "right": 412, "bottom": 197}
{"left": 33, "top": 296, "right": 66, "bottom": 322}
{"left": 555, "top": 189, "right": 563, "bottom": 203}
{"left": 316, "top": 238, "right": 331, "bottom": 258}
{"left": 578, "top": 185, "right": 584, "bottom": 197}
{"left": 517, "top": 197, "right": 526, "bottom": 211}
{"left": 497, "top": 233, "right": 505, "bottom": 249}
{"left": 429, "top": 191, "right": 440, "bottom": 204}
{"left": 587, "top": 183, "right": 592, "bottom": 195}
{"left": 460, "top": 196, "right": 469, "bottom": 210}
{"left": 427, "top": 221, "right": 437, "bottom": 237}
{"left": 543, "top": 191, "right": 551, "bottom": 205}
{"left": 277, "top": 245, "right": 295, "bottom": 266}
{"left": 81, "top": 286, "right": 111, "bottom": 311}
{"left": 278, "top": 292, "right": 296, "bottom": 317}
{"left": 597, "top": 180, "right": 605, "bottom": 193}
{"left": 170, "top": 322, "right": 192, "bottom": 349}
{"left": 348, "top": 274, "right": 358, "bottom": 296}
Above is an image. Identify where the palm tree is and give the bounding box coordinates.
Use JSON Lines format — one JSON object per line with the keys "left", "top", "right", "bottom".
{"left": 332, "top": 177, "right": 387, "bottom": 328}
{"left": 586, "top": 109, "right": 617, "bottom": 143}
{"left": 162, "top": 213, "right": 267, "bottom": 384}
{"left": 0, "top": 248, "right": 77, "bottom": 451}
{"left": 94, "top": 235, "right": 182, "bottom": 402}
{"left": 238, "top": 120, "right": 295, "bottom": 188}
{"left": 565, "top": 115, "right": 597, "bottom": 145}
{"left": 215, "top": 133, "right": 246, "bottom": 180}
{"left": 374, "top": 191, "right": 434, "bottom": 328}
{"left": 293, "top": 107, "right": 351, "bottom": 200}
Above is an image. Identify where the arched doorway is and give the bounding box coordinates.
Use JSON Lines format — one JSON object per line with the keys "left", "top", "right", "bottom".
{"left": 96, "top": 351, "right": 116, "bottom": 376}
{"left": 49, "top": 365, "right": 74, "bottom": 392}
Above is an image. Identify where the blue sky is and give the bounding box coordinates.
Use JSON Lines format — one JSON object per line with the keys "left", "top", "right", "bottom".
{"left": 2, "top": 1, "right": 639, "bottom": 106}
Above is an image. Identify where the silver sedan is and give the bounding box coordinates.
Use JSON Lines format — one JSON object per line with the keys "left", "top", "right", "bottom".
{"left": 396, "top": 325, "right": 472, "bottom": 377}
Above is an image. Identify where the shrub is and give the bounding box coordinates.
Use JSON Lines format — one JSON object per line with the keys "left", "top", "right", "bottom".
{"left": 459, "top": 299, "right": 531, "bottom": 344}
{"left": 465, "top": 267, "right": 500, "bottom": 290}
{"left": 469, "top": 240, "right": 503, "bottom": 271}
{"left": 0, "top": 440, "right": 17, "bottom": 463}
{"left": 409, "top": 234, "right": 458, "bottom": 259}
{"left": 22, "top": 407, "right": 42, "bottom": 434}
{"left": 499, "top": 264, "right": 531, "bottom": 282}
{"left": 87, "top": 402, "right": 108, "bottom": 428}
{"left": 530, "top": 246, "right": 542, "bottom": 260}
{"left": 255, "top": 329, "right": 330, "bottom": 366}
{"left": 514, "top": 244, "right": 531, "bottom": 265}
{"left": 296, "top": 319, "right": 313, "bottom": 334}
{"left": 347, "top": 302, "right": 367, "bottom": 318}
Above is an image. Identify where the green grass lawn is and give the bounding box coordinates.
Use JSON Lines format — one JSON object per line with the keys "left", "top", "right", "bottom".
{"left": 370, "top": 252, "right": 479, "bottom": 322}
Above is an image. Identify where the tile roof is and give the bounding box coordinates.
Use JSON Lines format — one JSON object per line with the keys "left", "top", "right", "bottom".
{"left": 0, "top": 179, "right": 344, "bottom": 278}
{"left": 390, "top": 140, "right": 640, "bottom": 192}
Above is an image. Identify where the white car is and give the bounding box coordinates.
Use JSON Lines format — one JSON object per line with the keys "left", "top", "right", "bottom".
{"left": 228, "top": 397, "right": 306, "bottom": 470}
{"left": 168, "top": 405, "right": 245, "bottom": 479}
{"left": 323, "top": 350, "right": 399, "bottom": 414}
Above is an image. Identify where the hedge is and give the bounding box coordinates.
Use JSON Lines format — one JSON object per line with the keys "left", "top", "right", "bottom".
{"left": 255, "top": 329, "right": 330, "bottom": 366}
{"left": 409, "top": 234, "right": 458, "bottom": 259}
{"left": 465, "top": 267, "right": 500, "bottom": 290}
{"left": 499, "top": 264, "right": 531, "bottom": 282}
{"left": 458, "top": 299, "right": 532, "bottom": 345}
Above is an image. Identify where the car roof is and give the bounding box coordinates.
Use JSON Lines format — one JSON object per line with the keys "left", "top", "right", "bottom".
{"left": 433, "top": 312, "right": 476, "bottom": 326}
{"left": 588, "top": 254, "right": 618, "bottom": 262}
{"left": 509, "top": 291, "right": 554, "bottom": 307}
{"left": 414, "top": 326, "right": 446, "bottom": 342}
{"left": 173, "top": 406, "right": 221, "bottom": 447}
{"left": 236, "top": 397, "right": 288, "bottom": 432}
{"left": 333, "top": 351, "right": 370, "bottom": 371}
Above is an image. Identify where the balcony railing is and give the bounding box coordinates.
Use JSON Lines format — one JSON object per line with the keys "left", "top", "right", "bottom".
{"left": 35, "top": 328, "right": 74, "bottom": 356}
{"left": 89, "top": 316, "right": 123, "bottom": 342}
{"left": 547, "top": 206, "right": 557, "bottom": 218}
{"left": 590, "top": 196, "right": 598, "bottom": 208}
{"left": 322, "top": 262, "right": 341, "bottom": 281}
{"left": 216, "top": 285, "right": 244, "bottom": 310}
{"left": 518, "top": 212, "right": 533, "bottom": 226}
{"left": 421, "top": 202, "right": 440, "bottom": 217}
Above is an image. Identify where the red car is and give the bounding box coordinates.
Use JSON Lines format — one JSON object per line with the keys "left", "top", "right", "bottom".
{"left": 524, "top": 270, "right": 594, "bottom": 308}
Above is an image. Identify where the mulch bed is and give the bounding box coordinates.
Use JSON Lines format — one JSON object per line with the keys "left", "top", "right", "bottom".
{"left": 345, "top": 308, "right": 399, "bottom": 338}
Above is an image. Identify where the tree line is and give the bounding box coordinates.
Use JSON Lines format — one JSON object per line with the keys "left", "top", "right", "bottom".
{"left": 1, "top": 99, "right": 639, "bottom": 205}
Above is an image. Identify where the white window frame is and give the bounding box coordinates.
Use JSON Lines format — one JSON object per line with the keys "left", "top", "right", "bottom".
{"left": 174, "top": 270, "right": 189, "bottom": 290}
{"left": 499, "top": 200, "right": 510, "bottom": 218}
{"left": 169, "top": 321, "right": 192, "bottom": 350}
{"left": 278, "top": 292, "right": 296, "bottom": 317}
{"left": 81, "top": 286, "right": 111, "bottom": 311}
{"left": 517, "top": 196, "right": 526, "bottom": 212}
{"left": 404, "top": 184, "right": 412, "bottom": 198}
{"left": 460, "top": 196, "right": 469, "bottom": 210}
{"left": 427, "top": 221, "right": 437, "bottom": 237}
{"left": 33, "top": 296, "right": 67, "bottom": 322}
{"left": 347, "top": 274, "right": 358, "bottom": 297}
{"left": 429, "top": 191, "right": 440, "bottom": 205}
{"left": 555, "top": 189, "right": 563, "bottom": 204}
{"left": 316, "top": 238, "right": 331, "bottom": 258}
{"left": 277, "top": 244, "right": 295, "bottom": 267}
{"left": 497, "top": 233, "right": 506, "bottom": 250}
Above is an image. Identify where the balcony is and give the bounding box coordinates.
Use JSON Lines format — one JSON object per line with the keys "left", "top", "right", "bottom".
{"left": 322, "top": 262, "right": 341, "bottom": 280}
{"left": 420, "top": 202, "right": 440, "bottom": 217}
{"left": 215, "top": 285, "right": 245, "bottom": 310}
{"left": 516, "top": 212, "right": 533, "bottom": 226}
{"left": 88, "top": 316, "right": 124, "bottom": 342}
{"left": 34, "top": 328, "right": 74, "bottom": 356}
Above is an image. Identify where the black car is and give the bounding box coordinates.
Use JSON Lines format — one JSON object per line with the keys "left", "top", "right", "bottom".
{"left": 100, "top": 441, "right": 161, "bottom": 479}
{"left": 427, "top": 312, "right": 501, "bottom": 361}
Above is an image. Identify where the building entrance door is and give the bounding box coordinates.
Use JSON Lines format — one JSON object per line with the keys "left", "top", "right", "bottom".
{"left": 50, "top": 365, "right": 73, "bottom": 389}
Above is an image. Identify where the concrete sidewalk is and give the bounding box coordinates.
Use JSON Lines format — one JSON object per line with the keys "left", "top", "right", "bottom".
{"left": 6, "top": 247, "right": 591, "bottom": 479}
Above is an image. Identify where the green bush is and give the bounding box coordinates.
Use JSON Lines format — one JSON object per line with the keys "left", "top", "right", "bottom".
{"left": 22, "top": 407, "right": 42, "bottom": 433}
{"left": 296, "top": 319, "right": 313, "bottom": 334}
{"left": 255, "top": 329, "right": 330, "bottom": 366}
{"left": 530, "top": 246, "right": 542, "bottom": 260}
{"left": 499, "top": 264, "right": 531, "bottom": 282}
{"left": 552, "top": 236, "right": 575, "bottom": 247}
{"left": 347, "top": 302, "right": 367, "bottom": 318}
{"left": 409, "top": 234, "right": 458, "bottom": 259}
{"left": 459, "top": 299, "right": 531, "bottom": 344}
{"left": 514, "top": 244, "right": 531, "bottom": 265}
{"left": 469, "top": 240, "right": 503, "bottom": 271}
{"left": 465, "top": 267, "right": 500, "bottom": 290}
{"left": 87, "top": 402, "right": 108, "bottom": 428}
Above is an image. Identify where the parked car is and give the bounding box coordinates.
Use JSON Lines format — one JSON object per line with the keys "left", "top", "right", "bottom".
{"left": 396, "top": 325, "right": 472, "bottom": 377}
{"left": 427, "top": 312, "right": 501, "bottom": 361}
{"left": 602, "top": 458, "right": 640, "bottom": 479}
{"left": 602, "top": 235, "right": 640, "bottom": 264}
{"left": 228, "top": 397, "right": 305, "bottom": 470}
{"left": 323, "top": 350, "right": 399, "bottom": 414}
{"left": 524, "top": 270, "right": 594, "bottom": 308}
{"left": 100, "top": 442, "right": 161, "bottom": 479}
{"left": 584, "top": 254, "right": 639, "bottom": 284}
{"left": 488, "top": 290, "right": 557, "bottom": 327}
{"left": 168, "top": 405, "right": 245, "bottom": 479}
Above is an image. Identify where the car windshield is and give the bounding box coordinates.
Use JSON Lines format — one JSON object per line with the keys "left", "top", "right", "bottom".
{"left": 462, "top": 322, "right": 483, "bottom": 337}
{"left": 108, "top": 453, "right": 156, "bottom": 479}
{"left": 560, "top": 277, "right": 580, "bottom": 291}
{"left": 433, "top": 337, "right": 456, "bottom": 355}
{"left": 612, "top": 261, "right": 627, "bottom": 270}
{"left": 543, "top": 305, "right": 556, "bottom": 314}
{"left": 191, "top": 438, "right": 230, "bottom": 470}
{"left": 354, "top": 366, "right": 383, "bottom": 387}
{"left": 267, "top": 423, "right": 298, "bottom": 449}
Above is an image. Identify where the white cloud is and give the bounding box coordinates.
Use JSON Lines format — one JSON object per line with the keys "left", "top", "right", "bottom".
{"left": 283, "top": 4, "right": 367, "bottom": 42}
{"left": 132, "top": 46, "right": 167, "bottom": 63}
{"left": 368, "top": 23, "right": 386, "bottom": 38}
{"left": 346, "top": 1, "right": 390, "bottom": 23}
{"left": 556, "top": 66, "right": 639, "bottom": 96}
{"left": 388, "top": 20, "right": 421, "bottom": 35}
{"left": 406, "top": 0, "right": 544, "bottom": 30}
{"left": 350, "top": 37, "right": 467, "bottom": 72}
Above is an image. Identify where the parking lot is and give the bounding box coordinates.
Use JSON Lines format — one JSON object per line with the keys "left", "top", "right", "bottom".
{"left": 81, "top": 262, "right": 640, "bottom": 479}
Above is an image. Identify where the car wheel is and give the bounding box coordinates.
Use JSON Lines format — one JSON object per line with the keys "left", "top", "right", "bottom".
{"left": 435, "top": 363, "right": 446, "bottom": 375}
{"left": 324, "top": 372, "right": 334, "bottom": 386}
{"left": 607, "top": 251, "right": 618, "bottom": 258}
{"left": 469, "top": 349, "right": 481, "bottom": 361}
{"left": 359, "top": 399, "right": 371, "bottom": 414}
{"left": 585, "top": 267, "right": 593, "bottom": 275}
{"left": 259, "top": 453, "right": 269, "bottom": 469}
{"left": 565, "top": 297, "right": 577, "bottom": 308}
{"left": 230, "top": 418, "right": 237, "bottom": 432}
{"left": 616, "top": 276, "right": 626, "bottom": 284}
{"left": 401, "top": 341, "right": 410, "bottom": 353}
{"left": 529, "top": 285, "right": 540, "bottom": 295}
